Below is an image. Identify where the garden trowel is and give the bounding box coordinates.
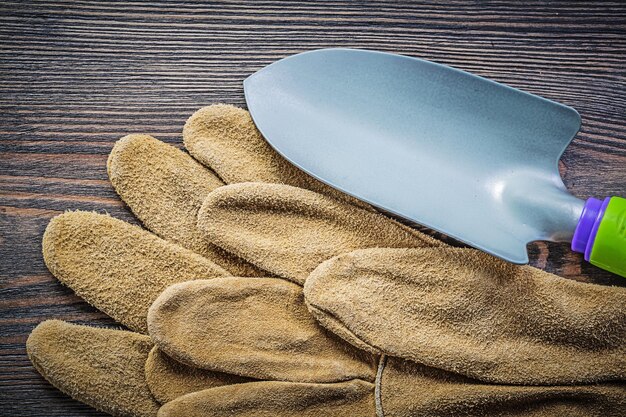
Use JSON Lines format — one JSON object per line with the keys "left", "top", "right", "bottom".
{"left": 244, "top": 48, "right": 625, "bottom": 277}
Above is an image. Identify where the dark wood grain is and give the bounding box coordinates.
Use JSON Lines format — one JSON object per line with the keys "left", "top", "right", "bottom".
{"left": 1, "top": 1, "right": 625, "bottom": 415}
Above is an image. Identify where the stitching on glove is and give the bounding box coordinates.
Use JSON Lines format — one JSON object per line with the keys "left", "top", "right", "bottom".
{"left": 375, "top": 354, "right": 387, "bottom": 417}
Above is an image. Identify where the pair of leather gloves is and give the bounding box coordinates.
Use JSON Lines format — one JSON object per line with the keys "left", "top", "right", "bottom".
{"left": 27, "top": 105, "right": 626, "bottom": 416}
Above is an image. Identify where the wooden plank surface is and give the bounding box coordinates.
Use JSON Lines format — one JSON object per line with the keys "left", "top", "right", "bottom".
{"left": 1, "top": 1, "right": 625, "bottom": 415}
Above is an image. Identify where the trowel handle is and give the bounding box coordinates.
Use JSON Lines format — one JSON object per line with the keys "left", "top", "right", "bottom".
{"left": 571, "top": 196, "right": 626, "bottom": 278}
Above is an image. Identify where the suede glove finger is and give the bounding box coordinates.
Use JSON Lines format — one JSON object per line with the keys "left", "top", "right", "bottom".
{"left": 158, "top": 380, "right": 375, "bottom": 417}
{"left": 27, "top": 320, "right": 251, "bottom": 416}
{"left": 43, "top": 211, "right": 229, "bottom": 333}
{"left": 197, "top": 182, "right": 440, "bottom": 284}
{"left": 147, "top": 277, "right": 377, "bottom": 382}
{"left": 145, "top": 346, "right": 253, "bottom": 404}
{"left": 183, "top": 104, "right": 370, "bottom": 209}
{"left": 27, "top": 320, "right": 159, "bottom": 417}
{"left": 304, "top": 247, "right": 626, "bottom": 385}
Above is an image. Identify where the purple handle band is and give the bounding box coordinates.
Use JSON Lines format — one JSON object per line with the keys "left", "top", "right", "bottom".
{"left": 571, "top": 197, "right": 610, "bottom": 261}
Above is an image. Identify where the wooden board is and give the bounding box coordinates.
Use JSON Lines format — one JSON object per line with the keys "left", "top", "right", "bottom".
{"left": 1, "top": 1, "right": 625, "bottom": 415}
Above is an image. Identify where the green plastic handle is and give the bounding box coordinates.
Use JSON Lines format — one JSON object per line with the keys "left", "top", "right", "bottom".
{"left": 589, "top": 197, "right": 626, "bottom": 278}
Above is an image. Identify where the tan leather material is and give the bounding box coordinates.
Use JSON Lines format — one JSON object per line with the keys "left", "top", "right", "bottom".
{"left": 145, "top": 347, "right": 253, "bottom": 404}
{"left": 157, "top": 380, "right": 376, "bottom": 417}
{"left": 107, "top": 133, "right": 263, "bottom": 276}
{"left": 42, "top": 211, "right": 229, "bottom": 333}
{"left": 26, "top": 320, "right": 159, "bottom": 417}
{"left": 147, "top": 277, "right": 378, "bottom": 383}
{"left": 305, "top": 247, "right": 626, "bottom": 385}
{"left": 197, "top": 182, "right": 439, "bottom": 284}
{"left": 379, "top": 356, "right": 626, "bottom": 417}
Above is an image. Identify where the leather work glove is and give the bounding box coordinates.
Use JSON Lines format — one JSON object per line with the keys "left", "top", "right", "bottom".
{"left": 27, "top": 105, "right": 626, "bottom": 416}
{"left": 26, "top": 104, "right": 438, "bottom": 416}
